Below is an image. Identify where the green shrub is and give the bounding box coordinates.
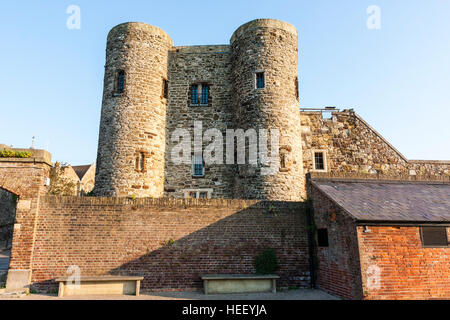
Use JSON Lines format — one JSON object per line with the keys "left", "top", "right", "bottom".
{"left": 0, "top": 149, "right": 32, "bottom": 158}
{"left": 253, "top": 249, "right": 279, "bottom": 275}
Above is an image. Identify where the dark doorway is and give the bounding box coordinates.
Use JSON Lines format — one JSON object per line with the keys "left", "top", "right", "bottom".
{"left": 0, "top": 188, "right": 17, "bottom": 287}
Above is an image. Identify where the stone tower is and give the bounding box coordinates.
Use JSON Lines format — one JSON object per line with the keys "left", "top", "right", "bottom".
{"left": 230, "top": 19, "right": 305, "bottom": 200}
{"left": 94, "top": 22, "right": 172, "bottom": 197}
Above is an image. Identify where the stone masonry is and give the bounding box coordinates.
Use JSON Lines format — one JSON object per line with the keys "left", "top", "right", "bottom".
{"left": 94, "top": 19, "right": 449, "bottom": 201}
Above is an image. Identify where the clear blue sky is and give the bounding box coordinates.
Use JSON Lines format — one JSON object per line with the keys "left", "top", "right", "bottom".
{"left": 0, "top": 0, "right": 449, "bottom": 165}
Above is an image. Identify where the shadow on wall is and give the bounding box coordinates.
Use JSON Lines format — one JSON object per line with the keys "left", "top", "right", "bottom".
{"left": 30, "top": 200, "right": 311, "bottom": 293}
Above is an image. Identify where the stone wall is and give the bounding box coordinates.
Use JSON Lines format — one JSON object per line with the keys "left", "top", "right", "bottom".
{"left": 30, "top": 197, "right": 310, "bottom": 293}
{"left": 301, "top": 111, "right": 450, "bottom": 177}
{"left": 231, "top": 19, "right": 304, "bottom": 201}
{"left": 0, "top": 188, "right": 16, "bottom": 250}
{"left": 94, "top": 22, "right": 173, "bottom": 198}
{"left": 164, "top": 45, "right": 234, "bottom": 198}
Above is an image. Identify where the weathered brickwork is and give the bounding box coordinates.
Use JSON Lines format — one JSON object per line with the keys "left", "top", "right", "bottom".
{"left": 301, "top": 111, "right": 450, "bottom": 177}
{"left": 358, "top": 226, "right": 450, "bottom": 300}
{"left": 308, "top": 182, "right": 363, "bottom": 300}
{"left": 30, "top": 197, "right": 310, "bottom": 292}
{"left": 0, "top": 149, "right": 52, "bottom": 290}
{"left": 309, "top": 180, "right": 450, "bottom": 300}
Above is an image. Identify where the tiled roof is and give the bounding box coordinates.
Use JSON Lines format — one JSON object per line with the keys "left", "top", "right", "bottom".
{"left": 71, "top": 165, "right": 92, "bottom": 180}
{"left": 312, "top": 180, "right": 450, "bottom": 223}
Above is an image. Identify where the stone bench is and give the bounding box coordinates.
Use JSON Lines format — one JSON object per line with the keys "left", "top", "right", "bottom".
{"left": 55, "top": 275, "right": 143, "bottom": 297}
{"left": 201, "top": 274, "right": 279, "bottom": 295}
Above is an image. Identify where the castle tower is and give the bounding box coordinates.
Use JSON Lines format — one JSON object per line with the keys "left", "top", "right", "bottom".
{"left": 230, "top": 19, "right": 305, "bottom": 200}
{"left": 94, "top": 22, "right": 173, "bottom": 197}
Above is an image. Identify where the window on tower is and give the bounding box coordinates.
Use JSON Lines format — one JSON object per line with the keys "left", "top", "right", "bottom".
{"left": 162, "top": 78, "right": 169, "bottom": 99}
{"left": 135, "top": 151, "right": 146, "bottom": 173}
{"left": 115, "top": 70, "right": 125, "bottom": 95}
{"left": 255, "top": 72, "right": 265, "bottom": 89}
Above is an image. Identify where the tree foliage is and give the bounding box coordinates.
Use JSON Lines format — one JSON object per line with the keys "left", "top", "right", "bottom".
{"left": 47, "top": 162, "right": 77, "bottom": 196}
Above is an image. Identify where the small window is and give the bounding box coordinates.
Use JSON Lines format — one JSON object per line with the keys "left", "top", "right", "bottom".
{"left": 188, "top": 191, "right": 197, "bottom": 198}
{"left": 295, "top": 77, "right": 299, "bottom": 100}
{"left": 421, "top": 227, "right": 448, "bottom": 247}
{"left": 201, "top": 84, "right": 209, "bottom": 105}
{"left": 314, "top": 152, "right": 324, "bottom": 170}
{"left": 136, "top": 152, "right": 145, "bottom": 173}
{"left": 116, "top": 70, "right": 125, "bottom": 94}
{"left": 317, "top": 228, "right": 329, "bottom": 247}
{"left": 183, "top": 189, "right": 213, "bottom": 199}
{"left": 280, "top": 153, "right": 287, "bottom": 169}
{"left": 192, "top": 154, "right": 204, "bottom": 177}
{"left": 191, "top": 84, "right": 199, "bottom": 105}
{"left": 256, "top": 72, "right": 265, "bottom": 89}
{"left": 162, "top": 79, "right": 169, "bottom": 99}
{"left": 313, "top": 151, "right": 327, "bottom": 172}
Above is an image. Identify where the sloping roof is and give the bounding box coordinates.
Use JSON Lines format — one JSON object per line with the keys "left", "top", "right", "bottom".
{"left": 312, "top": 180, "right": 450, "bottom": 223}
{"left": 71, "top": 165, "right": 92, "bottom": 180}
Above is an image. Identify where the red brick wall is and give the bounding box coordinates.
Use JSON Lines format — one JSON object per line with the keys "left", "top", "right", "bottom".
{"left": 358, "top": 226, "right": 450, "bottom": 300}
{"left": 0, "top": 160, "right": 50, "bottom": 270}
{"left": 308, "top": 183, "right": 363, "bottom": 300}
{"left": 30, "top": 197, "right": 310, "bottom": 292}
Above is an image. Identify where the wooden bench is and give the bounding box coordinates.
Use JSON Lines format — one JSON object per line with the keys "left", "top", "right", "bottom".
{"left": 201, "top": 274, "right": 279, "bottom": 295}
{"left": 55, "top": 275, "right": 143, "bottom": 297}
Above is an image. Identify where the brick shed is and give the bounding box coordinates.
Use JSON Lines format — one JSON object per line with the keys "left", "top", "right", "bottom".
{"left": 308, "top": 175, "right": 450, "bottom": 300}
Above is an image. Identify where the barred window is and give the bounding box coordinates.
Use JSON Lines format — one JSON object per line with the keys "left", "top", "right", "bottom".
{"left": 256, "top": 72, "right": 265, "bottom": 89}
{"left": 192, "top": 154, "right": 204, "bottom": 177}
{"left": 314, "top": 152, "right": 324, "bottom": 170}
{"left": 201, "top": 84, "right": 209, "bottom": 105}
{"left": 191, "top": 84, "right": 199, "bottom": 105}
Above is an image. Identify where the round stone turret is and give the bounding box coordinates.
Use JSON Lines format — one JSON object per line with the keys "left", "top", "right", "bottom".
{"left": 230, "top": 19, "right": 305, "bottom": 200}
{"left": 94, "top": 22, "right": 173, "bottom": 197}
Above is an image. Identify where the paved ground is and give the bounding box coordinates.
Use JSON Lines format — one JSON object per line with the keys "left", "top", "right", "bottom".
{"left": 0, "top": 249, "right": 338, "bottom": 300}
{"left": 1, "top": 289, "right": 339, "bottom": 300}
{"left": 0, "top": 250, "right": 9, "bottom": 270}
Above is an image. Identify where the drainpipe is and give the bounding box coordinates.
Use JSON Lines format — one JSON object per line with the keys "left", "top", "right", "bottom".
{"left": 306, "top": 206, "right": 316, "bottom": 289}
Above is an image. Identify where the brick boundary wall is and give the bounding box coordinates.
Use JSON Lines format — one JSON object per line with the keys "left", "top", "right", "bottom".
{"left": 30, "top": 196, "right": 311, "bottom": 293}
{"left": 358, "top": 226, "right": 450, "bottom": 300}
